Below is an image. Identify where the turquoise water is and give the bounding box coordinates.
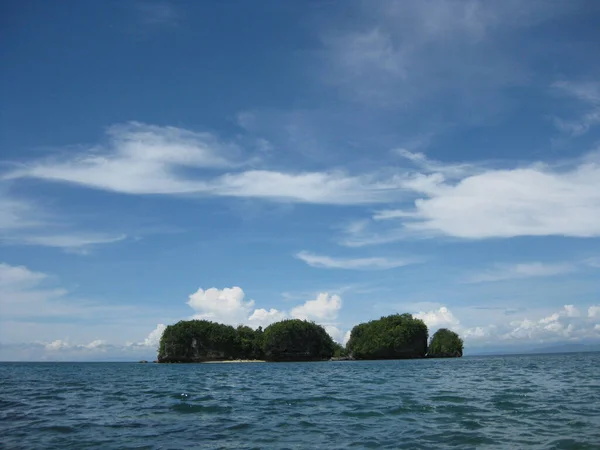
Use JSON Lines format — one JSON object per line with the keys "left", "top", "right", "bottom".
{"left": 1, "top": 353, "right": 599, "bottom": 449}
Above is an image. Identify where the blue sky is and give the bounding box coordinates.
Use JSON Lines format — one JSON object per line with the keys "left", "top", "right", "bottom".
{"left": 1, "top": 0, "right": 600, "bottom": 360}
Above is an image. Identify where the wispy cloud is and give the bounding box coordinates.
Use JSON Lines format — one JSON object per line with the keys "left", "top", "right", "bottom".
{"left": 465, "top": 262, "right": 576, "bottom": 283}
{"left": 553, "top": 81, "right": 600, "bottom": 136}
{"left": 318, "top": 0, "right": 572, "bottom": 110}
{"left": 10, "top": 233, "right": 127, "bottom": 254}
{"left": 6, "top": 122, "right": 416, "bottom": 205}
{"left": 0, "top": 262, "right": 131, "bottom": 320}
{"left": 0, "top": 188, "right": 125, "bottom": 253}
{"left": 133, "top": 1, "right": 179, "bottom": 27}
{"left": 353, "top": 150, "right": 600, "bottom": 242}
{"left": 295, "top": 251, "right": 417, "bottom": 270}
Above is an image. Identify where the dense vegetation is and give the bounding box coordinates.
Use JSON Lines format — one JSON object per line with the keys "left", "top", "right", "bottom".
{"left": 262, "top": 319, "right": 335, "bottom": 362}
{"left": 158, "top": 319, "right": 334, "bottom": 362}
{"left": 427, "top": 328, "right": 464, "bottom": 358}
{"left": 158, "top": 320, "right": 264, "bottom": 363}
{"left": 346, "top": 314, "right": 429, "bottom": 359}
{"left": 158, "top": 314, "right": 464, "bottom": 363}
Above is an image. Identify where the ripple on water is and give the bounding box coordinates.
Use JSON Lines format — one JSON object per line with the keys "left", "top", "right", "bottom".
{"left": 2, "top": 354, "right": 600, "bottom": 449}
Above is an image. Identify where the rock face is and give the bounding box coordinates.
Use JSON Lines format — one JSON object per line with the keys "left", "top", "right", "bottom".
{"left": 427, "top": 328, "right": 464, "bottom": 358}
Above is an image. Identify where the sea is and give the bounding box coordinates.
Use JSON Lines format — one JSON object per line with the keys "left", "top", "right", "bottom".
{"left": 1, "top": 353, "right": 599, "bottom": 449}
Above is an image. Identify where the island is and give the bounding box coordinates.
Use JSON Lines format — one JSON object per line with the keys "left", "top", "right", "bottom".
{"left": 157, "top": 313, "right": 464, "bottom": 363}
{"left": 427, "top": 328, "right": 464, "bottom": 358}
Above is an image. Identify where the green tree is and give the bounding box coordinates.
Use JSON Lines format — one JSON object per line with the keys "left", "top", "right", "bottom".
{"left": 346, "top": 313, "right": 428, "bottom": 359}
{"left": 236, "top": 325, "right": 264, "bottom": 360}
{"left": 158, "top": 320, "right": 239, "bottom": 362}
{"left": 427, "top": 328, "right": 463, "bottom": 357}
{"left": 262, "top": 319, "right": 335, "bottom": 362}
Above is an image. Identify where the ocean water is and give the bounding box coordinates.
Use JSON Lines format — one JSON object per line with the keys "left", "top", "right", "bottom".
{"left": 1, "top": 353, "right": 599, "bottom": 449}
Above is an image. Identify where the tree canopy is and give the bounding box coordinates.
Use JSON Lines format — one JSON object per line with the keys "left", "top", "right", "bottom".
{"left": 158, "top": 320, "right": 263, "bottom": 362}
{"left": 262, "top": 319, "right": 335, "bottom": 362}
{"left": 427, "top": 328, "right": 464, "bottom": 357}
{"left": 157, "top": 314, "right": 464, "bottom": 363}
{"left": 346, "top": 313, "right": 428, "bottom": 359}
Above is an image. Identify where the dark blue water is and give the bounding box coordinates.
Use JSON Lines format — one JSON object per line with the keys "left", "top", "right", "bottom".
{"left": 1, "top": 354, "right": 600, "bottom": 449}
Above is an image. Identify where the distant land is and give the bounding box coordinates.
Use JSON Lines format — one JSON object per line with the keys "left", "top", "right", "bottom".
{"left": 468, "top": 342, "right": 600, "bottom": 356}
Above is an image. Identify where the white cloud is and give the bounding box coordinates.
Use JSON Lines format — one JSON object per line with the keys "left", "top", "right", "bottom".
{"left": 295, "top": 251, "right": 416, "bottom": 270}
{"left": 184, "top": 287, "right": 344, "bottom": 334}
{"left": 187, "top": 287, "right": 255, "bottom": 325}
{"left": 458, "top": 304, "right": 600, "bottom": 347}
{"left": 465, "top": 262, "right": 576, "bottom": 283}
{"left": 212, "top": 170, "right": 406, "bottom": 205}
{"left": 414, "top": 306, "right": 460, "bottom": 330}
{"left": 564, "top": 305, "right": 580, "bottom": 318}
{"left": 0, "top": 188, "right": 124, "bottom": 253}
{"left": 393, "top": 149, "right": 479, "bottom": 179}
{"left": 323, "top": 325, "right": 345, "bottom": 344}
{"left": 45, "top": 339, "right": 70, "bottom": 351}
{"left": 553, "top": 81, "right": 600, "bottom": 136}
{"left": 589, "top": 306, "right": 600, "bottom": 318}
{"left": 0, "top": 192, "right": 42, "bottom": 230}
{"left": 291, "top": 293, "right": 342, "bottom": 322}
{"left": 368, "top": 152, "right": 600, "bottom": 240}
{"left": 409, "top": 304, "right": 600, "bottom": 349}
{"left": 6, "top": 122, "right": 410, "bottom": 205}
{"left": 0, "top": 262, "right": 156, "bottom": 345}
{"left": 247, "top": 308, "right": 286, "bottom": 328}
{"left": 7, "top": 233, "right": 127, "bottom": 254}
{"left": 0, "top": 262, "right": 47, "bottom": 288}
{"left": 343, "top": 330, "right": 352, "bottom": 346}
{"left": 7, "top": 122, "right": 239, "bottom": 195}
{"left": 142, "top": 324, "right": 166, "bottom": 348}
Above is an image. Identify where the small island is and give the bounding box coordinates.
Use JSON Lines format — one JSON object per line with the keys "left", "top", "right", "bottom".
{"left": 427, "top": 328, "right": 464, "bottom": 358}
{"left": 157, "top": 313, "right": 464, "bottom": 363}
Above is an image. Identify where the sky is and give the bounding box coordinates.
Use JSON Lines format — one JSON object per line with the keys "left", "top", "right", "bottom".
{"left": 1, "top": 0, "right": 600, "bottom": 360}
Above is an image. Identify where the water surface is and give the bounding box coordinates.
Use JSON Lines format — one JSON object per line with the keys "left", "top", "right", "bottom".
{"left": 2, "top": 353, "right": 599, "bottom": 449}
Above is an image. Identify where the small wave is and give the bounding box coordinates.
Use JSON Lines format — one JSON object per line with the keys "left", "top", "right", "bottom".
{"left": 169, "top": 403, "right": 232, "bottom": 414}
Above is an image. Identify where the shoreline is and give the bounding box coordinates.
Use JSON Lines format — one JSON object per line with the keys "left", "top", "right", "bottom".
{"left": 202, "top": 359, "right": 266, "bottom": 364}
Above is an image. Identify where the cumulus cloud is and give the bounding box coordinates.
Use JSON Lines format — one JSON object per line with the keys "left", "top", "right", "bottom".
{"left": 143, "top": 324, "right": 166, "bottom": 347}
{"left": 343, "top": 330, "right": 352, "bottom": 346}
{"left": 415, "top": 306, "right": 460, "bottom": 330}
{"left": 187, "top": 287, "right": 255, "bottom": 325}
{"left": 457, "top": 304, "right": 600, "bottom": 347}
{"left": 290, "top": 293, "right": 342, "bottom": 322}
{"left": 247, "top": 308, "right": 287, "bottom": 329}
{"left": 295, "top": 251, "right": 417, "bottom": 270}
{"left": 589, "top": 306, "right": 600, "bottom": 318}
{"left": 411, "top": 303, "right": 600, "bottom": 349}
{"left": 184, "top": 286, "right": 345, "bottom": 342}
{"left": 465, "top": 262, "right": 576, "bottom": 283}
